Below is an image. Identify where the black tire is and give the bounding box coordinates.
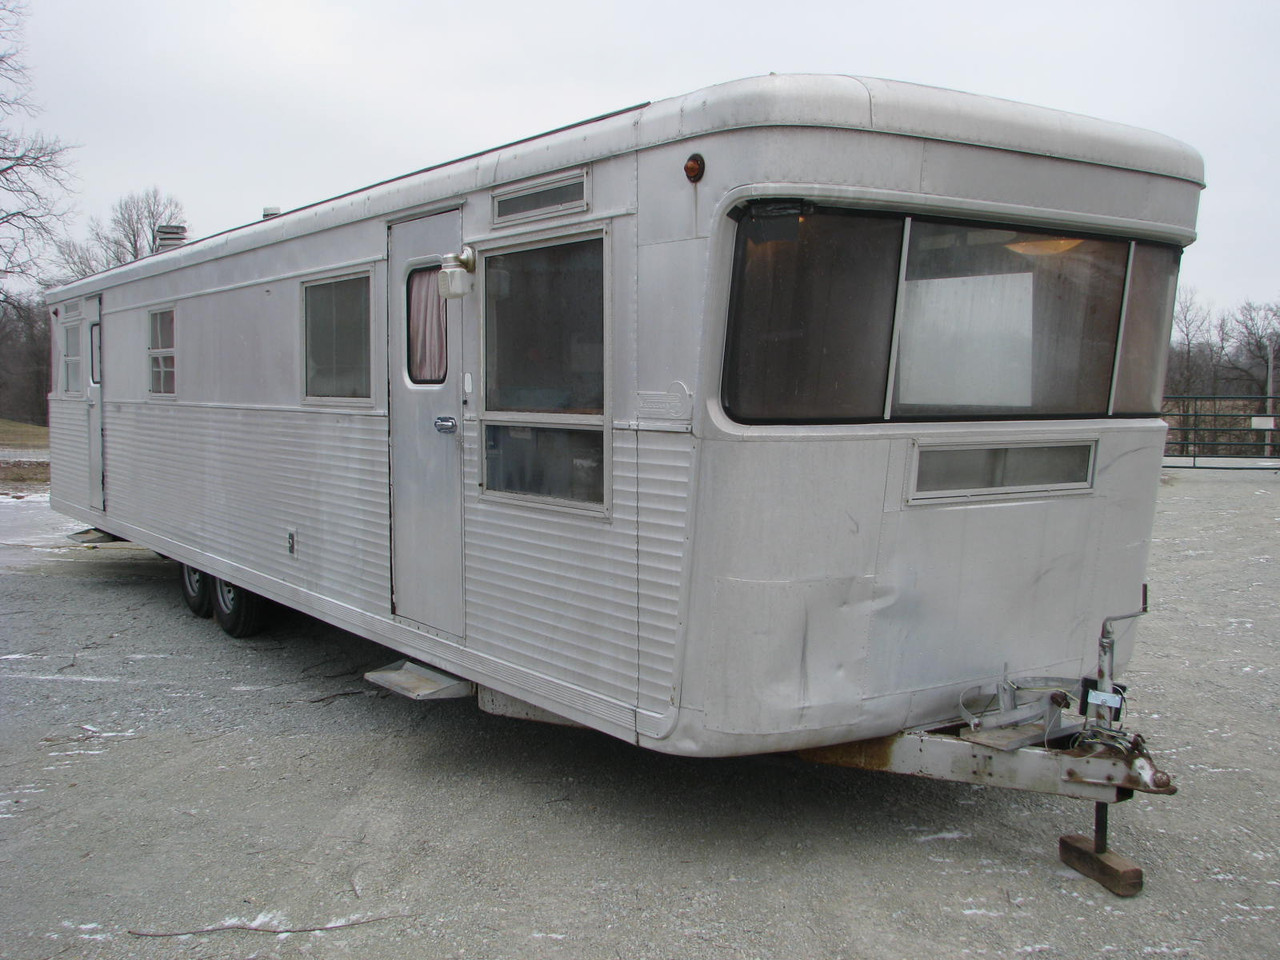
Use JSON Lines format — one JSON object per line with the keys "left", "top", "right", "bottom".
{"left": 212, "top": 577, "right": 268, "bottom": 638}
{"left": 179, "top": 563, "right": 214, "bottom": 618}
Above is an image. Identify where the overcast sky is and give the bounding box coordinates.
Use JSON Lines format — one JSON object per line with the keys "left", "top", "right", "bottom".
{"left": 21, "top": 0, "right": 1278, "bottom": 311}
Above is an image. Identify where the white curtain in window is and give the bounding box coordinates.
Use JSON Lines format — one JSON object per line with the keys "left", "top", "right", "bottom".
{"left": 409, "top": 268, "right": 446, "bottom": 383}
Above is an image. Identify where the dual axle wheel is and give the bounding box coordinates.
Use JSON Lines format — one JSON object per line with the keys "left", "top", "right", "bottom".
{"left": 179, "top": 563, "right": 268, "bottom": 637}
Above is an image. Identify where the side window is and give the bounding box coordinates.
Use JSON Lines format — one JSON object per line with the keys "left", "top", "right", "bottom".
{"left": 62, "top": 323, "right": 82, "bottom": 394}
{"left": 90, "top": 323, "right": 102, "bottom": 386}
{"left": 483, "top": 237, "right": 605, "bottom": 504}
{"left": 407, "top": 267, "right": 446, "bottom": 384}
{"left": 305, "top": 275, "right": 370, "bottom": 399}
{"left": 492, "top": 173, "right": 588, "bottom": 226}
{"left": 148, "top": 309, "right": 175, "bottom": 396}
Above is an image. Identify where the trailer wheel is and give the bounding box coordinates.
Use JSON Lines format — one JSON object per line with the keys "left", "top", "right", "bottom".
{"left": 179, "top": 564, "right": 213, "bottom": 618}
{"left": 212, "top": 578, "right": 268, "bottom": 638}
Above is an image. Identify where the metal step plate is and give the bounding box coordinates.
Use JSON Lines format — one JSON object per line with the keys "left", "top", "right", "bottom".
{"left": 364, "top": 659, "right": 474, "bottom": 700}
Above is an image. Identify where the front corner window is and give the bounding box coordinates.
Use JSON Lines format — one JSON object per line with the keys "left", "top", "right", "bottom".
{"left": 482, "top": 237, "right": 605, "bottom": 504}
{"left": 147, "top": 309, "right": 175, "bottom": 396}
{"left": 1113, "top": 243, "right": 1181, "bottom": 415}
{"left": 720, "top": 201, "right": 1170, "bottom": 425}
{"left": 722, "top": 203, "right": 902, "bottom": 423}
{"left": 893, "top": 222, "right": 1128, "bottom": 418}
{"left": 305, "top": 274, "right": 371, "bottom": 399}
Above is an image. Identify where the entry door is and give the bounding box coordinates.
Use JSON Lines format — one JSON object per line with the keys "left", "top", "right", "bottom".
{"left": 85, "top": 297, "right": 105, "bottom": 511}
{"left": 388, "top": 211, "right": 465, "bottom": 637}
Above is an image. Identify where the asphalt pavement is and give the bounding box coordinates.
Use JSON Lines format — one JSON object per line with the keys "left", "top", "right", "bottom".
{"left": 1, "top": 469, "right": 1277, "bottom": 960}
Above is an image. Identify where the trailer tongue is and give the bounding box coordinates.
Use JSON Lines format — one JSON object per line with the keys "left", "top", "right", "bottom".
{"left": 799, "top": 604, "right": 1174, "bottom": 897}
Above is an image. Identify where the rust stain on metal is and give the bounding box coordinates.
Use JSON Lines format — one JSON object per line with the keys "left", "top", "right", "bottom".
{"left": 797, "top": 735, "right": 899, "bottom": 771}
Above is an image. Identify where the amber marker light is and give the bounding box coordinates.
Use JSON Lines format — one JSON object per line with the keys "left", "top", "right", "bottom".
{"left": 684, "top": 153, "right": 705, "bottom": 183}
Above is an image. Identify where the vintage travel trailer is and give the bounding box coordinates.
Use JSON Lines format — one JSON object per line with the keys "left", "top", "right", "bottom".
{"left": 48, "top": 75, "right": 1201, "bottom": 889}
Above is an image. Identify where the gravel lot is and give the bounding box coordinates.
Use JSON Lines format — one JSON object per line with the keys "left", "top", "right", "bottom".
{"left": 1, "top": 469, "right": 1277, "bottom": 960}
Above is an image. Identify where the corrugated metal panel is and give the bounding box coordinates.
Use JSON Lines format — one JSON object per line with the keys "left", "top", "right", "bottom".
{"left": 459, "top": 425, "right": 694, "bottom": 730}
{"left": 48, "top": 399, "right": 90, "bottom": 510}
{"left": 103, "top": 403, "right": 390, "bottom": 613}
{"left": 462, "top": 424, "right": 643, "bottom": 709}
{"left": 636, "top": 431, "right": 694, "bottom": 727}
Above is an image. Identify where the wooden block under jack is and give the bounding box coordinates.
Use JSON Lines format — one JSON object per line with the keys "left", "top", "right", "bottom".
{"left": 1059, "top": 833, "right": 1144, "bottom": 897}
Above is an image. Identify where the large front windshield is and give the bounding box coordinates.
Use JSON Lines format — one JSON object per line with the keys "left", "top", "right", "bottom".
{"left": 722, "top": 202, "right": 1180, "bottom": 423}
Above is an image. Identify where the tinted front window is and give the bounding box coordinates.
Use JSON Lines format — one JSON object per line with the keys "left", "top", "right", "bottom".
{"left": 721, "top": 203, "right": 1179, "bottom": 423}
{"left": 895, "top": 222, "right": 1128, "bottom": 417}
{"left": 1113, "top": 243, "right": 1181, "bottom": 414}
{"left": 723, "top": 205, "right": 901, "bottom": 422}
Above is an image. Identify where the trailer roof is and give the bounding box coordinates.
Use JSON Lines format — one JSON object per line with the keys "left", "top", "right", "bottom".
{"left": 50, "top": 74, "right": 1204, "bottom": 300}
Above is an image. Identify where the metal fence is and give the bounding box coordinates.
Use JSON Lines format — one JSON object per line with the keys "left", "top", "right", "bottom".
{"left": 1162, "top": 395, "right": 1280, "bottom": 466}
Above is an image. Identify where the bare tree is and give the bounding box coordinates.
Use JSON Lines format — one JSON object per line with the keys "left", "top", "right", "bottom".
{"left": 0, "top": 1, "right": 71, "bottom": 293}
{"left": 1166, "top": 287, "right": 1212, "bottom": 395}
{"left": 1218, "top": 300, "right": 1280, "bottom": 396}
{"left": 0, "top": 287, "right": 47, "bottom": 423}
{"left": 53, "top": 187, "right": 188, "bottom": 281}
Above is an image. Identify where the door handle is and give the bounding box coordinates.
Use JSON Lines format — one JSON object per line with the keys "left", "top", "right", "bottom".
{"left": 434, "top": 416, "right": 458, "bottom": 434}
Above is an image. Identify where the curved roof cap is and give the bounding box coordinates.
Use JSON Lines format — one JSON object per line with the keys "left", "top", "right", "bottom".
{"left": 641, "top": 74, "right": 1204, "bottom": 185}
{"left": 50, "top": 73, "right": 1203, "bottom": 299}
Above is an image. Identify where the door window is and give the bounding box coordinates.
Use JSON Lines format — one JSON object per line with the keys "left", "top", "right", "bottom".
{"left": 407, "top": 267, "right": 447, "bottom": 384}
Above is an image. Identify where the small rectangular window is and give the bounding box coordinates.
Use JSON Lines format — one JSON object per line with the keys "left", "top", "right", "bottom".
{"left": 90, "top": 323, "right": 102, "bottom": 385}
{"left": 485, "top": 424, "right": 604, "bottom": 502}
{"left": 914, "top": 443, "right": 1094, "bottom": 499}
{"left": 63, "top": 324, "right": 81, "bottom": 394}
{"left": 407, "top": 267, "right": 446, "bottom": 384}
{"left": 305, "top": 275, "right": 370, "bottom": 399}
{"left": 483, "top": 237, "right": 605, "bottom": 504}
{"left": 147, "top": 309, "right": 175, "bottom": 396}
{"left": 492, "top": 174, "right": 587, "bottom": 225}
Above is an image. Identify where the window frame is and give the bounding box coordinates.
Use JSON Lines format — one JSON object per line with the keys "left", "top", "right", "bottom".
{"left": 146, "top": 307, "right": 176, "bottom": 398}
{"left": 60, "top": 321, "right": 82, "bottom": 396}
{"left": 719, "top": 200, "right": 1181, "bottom": 426}
{"left": 406, "top": 265, "right": 447, "bottom": 385}
{"left": 491, "top": 170, "right": 590, "bottom": 227}
{"left": 89, "top": 322, "right": 102, "bottom": 386}
{"left": 301, "top": 271, "right": 374, "bottom": 406}
{"left": 907, "top": 439, "right": 1097, "bottom": 504}
{"left": 478, "top": 229, "right": 611, "bottom": 513}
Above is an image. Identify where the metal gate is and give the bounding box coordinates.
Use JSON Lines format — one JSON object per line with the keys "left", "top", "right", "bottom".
{"left": 1162, "top": 395, "right": 1280, "bottom": 467}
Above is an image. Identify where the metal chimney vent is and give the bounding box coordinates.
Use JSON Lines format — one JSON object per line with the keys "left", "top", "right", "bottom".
{"left": 154, "top": 224, "right": 187, "bottom": 252}
{"left": 262, "top": 206, "right": 281, "bottom": 219}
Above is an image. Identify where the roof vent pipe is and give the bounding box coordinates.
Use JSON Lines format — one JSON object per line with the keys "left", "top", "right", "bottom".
{"left": 154, "top": 224, "right": 187, "bottom": 252}
{"left": 262, "top": 206, "right": 281, "bottom": 219}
